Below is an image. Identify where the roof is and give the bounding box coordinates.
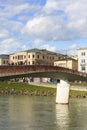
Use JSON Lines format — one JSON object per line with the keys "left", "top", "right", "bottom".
{"left": 55, "top": 57, "right": 78, "bottom": 62}
{"left": 10, "top": 48, "right": 64, "bottom": 56}
{"left": 78, "top": 47, "right": 87, "bottom": 50}
{"left": 26, "top": 48, "right": 61, "bottom": 55}
{"left": 0, "top": 54, "right": 9, "bottom": 59}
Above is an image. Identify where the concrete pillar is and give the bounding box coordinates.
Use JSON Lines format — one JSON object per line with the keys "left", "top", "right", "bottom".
{"left": 56, "top": 80, "right": 70, "bottom": 104}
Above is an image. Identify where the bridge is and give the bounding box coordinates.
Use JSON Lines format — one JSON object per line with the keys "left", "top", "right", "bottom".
{"left": 0, "top": 65, "right": 87, "bottom": 81}
{"left": 0, "top": 65, "right": 87, "bottom": 104}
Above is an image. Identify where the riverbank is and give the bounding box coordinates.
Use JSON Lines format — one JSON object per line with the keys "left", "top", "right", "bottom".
{"left": 0, "top": 82, "right": 56, "bottom": 96}
{"left": 0, "top": 82, "right": 87, "bottom": 98}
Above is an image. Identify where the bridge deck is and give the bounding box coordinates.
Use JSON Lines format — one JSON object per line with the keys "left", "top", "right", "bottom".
{"left": 0, "top": 65, "right": 87, "bottom": 81}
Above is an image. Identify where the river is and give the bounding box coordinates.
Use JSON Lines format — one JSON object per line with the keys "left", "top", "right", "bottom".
{"left": 0, "top": 96, "right": 87, "bottom": 130}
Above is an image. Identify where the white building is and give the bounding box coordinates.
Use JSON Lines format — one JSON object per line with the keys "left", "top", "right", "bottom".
{"left": 78, "top": 47, "right": 87, "bottom": 73}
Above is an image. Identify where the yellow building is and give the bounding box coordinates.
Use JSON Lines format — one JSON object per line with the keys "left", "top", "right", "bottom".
{"left": 10, "top": 51, "right": 27, "bottom": 65}
{"left": 54, "top": 57, "right": 78, "bottom": 70}
{"left": 71, "top": 55, "right": 78, "bottom": 60}
{"left": 0, "top": 54, "right": 9, "bottom": 65}
{"left": 10, "top": 48, "right": 64, "bottom": 66}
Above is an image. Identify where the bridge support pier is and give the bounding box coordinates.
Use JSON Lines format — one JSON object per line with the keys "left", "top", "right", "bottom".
{"left": 56, "top": 80, "right": 70, "bottom": 104}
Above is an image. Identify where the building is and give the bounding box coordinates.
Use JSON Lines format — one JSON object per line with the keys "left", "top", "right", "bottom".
{"left": 10, "top": 51, "right": 27, "bottom": 65}
{"left": 78, "top": 47, "right": 87, "bottom": 73}
{"left": 0, "top": 54, "right": 9, "bottom": 65}
{"left": 9, "top": 48, "right": 65, "bottom": 82}
{"left": 71, "top": 55, "right": 78, "bottom": 60}
{"left": 54, "top": 57, "right": 78, "bottom": 70}
{"left": 9, "top": 48, "right": 64, "bottom": 66}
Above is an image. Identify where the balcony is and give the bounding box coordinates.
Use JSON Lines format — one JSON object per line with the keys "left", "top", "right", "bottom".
{"left": 80, "top": 63, "right": 86, "bottom": 66}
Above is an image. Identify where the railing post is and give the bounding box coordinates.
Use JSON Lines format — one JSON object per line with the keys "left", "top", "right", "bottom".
{"left": 56, "top": 80, "right": 70, "bottom": 104}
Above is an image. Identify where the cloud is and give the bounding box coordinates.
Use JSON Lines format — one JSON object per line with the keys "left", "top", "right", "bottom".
{"left": 22, "top": 15, "right": 68, "bottom": 41}
{"left": 32, "top": 39, "right": 58, "bottom": 52}
{"left": 66, "top": 44, "right": 80, "bottom": 56}
{"left": 0, "top": 18, "right": 23, "bottom": 33}
{"left": 0, "top": 1, "right": 41, "bottom": 19}
{"left": 22, "top": 0, "right": 87, "bottom": 41}
{"left": 40, "top": 44, "right": 57, "bottom": 52}
{"left": 0, "top": 30, "right": 10, "bottom": 39}
{"left": 32, "top": 39, "right": 45, "bottom": 45}
{"left": 69, "top": 44, "right": 80, "bottom": 50}
{"left": 0, "top": 38, "right": 23, "bottom": 54}
{"left": 23, "top": 38, "right": 57, "bottom": 52}
{"left": 0, "top": 0, "right": 87, "bottom": 54}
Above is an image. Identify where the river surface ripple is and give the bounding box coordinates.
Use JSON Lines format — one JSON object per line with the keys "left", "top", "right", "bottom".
{"left": 0, "top": 96, "right": 87, "bottom": 130}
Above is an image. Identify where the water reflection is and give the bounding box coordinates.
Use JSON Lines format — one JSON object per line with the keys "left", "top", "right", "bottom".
{"left": 56, "top": 104, "right": 69, "bottom": 130}
{"left": 6, "top": 96, "right": 57, "bottom": 130}
{"left": 0, "top": 96, "right": 35, "bottom": 130}
{"left": 0, "top": 96, "right": 87, "bottom": 130}
{"left": 55, "top": 99, "right": 87, "bottom": 130}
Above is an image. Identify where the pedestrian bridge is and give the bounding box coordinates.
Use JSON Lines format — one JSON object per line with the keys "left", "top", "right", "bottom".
{"left": 0, "top": 65, "right": 87, "bottom": 81}
{"left": 0, "top": 65, "right": 87, "bottom": 104}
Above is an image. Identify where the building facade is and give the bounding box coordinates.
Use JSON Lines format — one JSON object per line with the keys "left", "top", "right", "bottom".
{"left": 54, "top": 57, "right": 78, "bottom": 70}
{"left": 0, "top": 54, "right": 9, "bottom": 65}
{"left": 10, "top": 48, "right": 64, "bottom": 66}
{"left": 78, "top": 47, "right": 87, "bottom": 73}
{"left": 10, "top": 51, "right": 27, "bottom": 65}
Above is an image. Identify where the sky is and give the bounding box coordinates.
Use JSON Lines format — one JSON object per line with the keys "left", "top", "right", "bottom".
{"left": 0, "top": 0, "right": 87, "bottom": 55}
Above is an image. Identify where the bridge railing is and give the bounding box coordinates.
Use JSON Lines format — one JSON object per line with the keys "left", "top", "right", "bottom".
{"left": 0, "top": 65, "right": 87, "bottom": 78}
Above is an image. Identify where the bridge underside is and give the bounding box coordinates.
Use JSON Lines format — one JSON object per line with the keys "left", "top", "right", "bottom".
{"left": 0, "top": 71, "right": 87, "bottom": 82}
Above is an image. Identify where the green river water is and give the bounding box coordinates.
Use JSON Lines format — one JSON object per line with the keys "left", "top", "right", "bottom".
{"left": 0, "top": 96, "right": 87, "bottom": 130}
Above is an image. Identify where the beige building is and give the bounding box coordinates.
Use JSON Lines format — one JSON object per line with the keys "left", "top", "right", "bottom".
{"left": 54, "top": 57, "right": 78, "bottom": 70}
{"left": 10, "top": 51, "right": 27, "bottom": 65}
{"left": 9, "top": 48, "right": 65, "bottom": 83}
{"left": 71, "top": 55, "right": 78, "bottom": 60}
{"left": 10, "top": 48, "right": 64, "bottom": 66}
{"left": 0, "top": 54, "right": 9, "bottom": 65}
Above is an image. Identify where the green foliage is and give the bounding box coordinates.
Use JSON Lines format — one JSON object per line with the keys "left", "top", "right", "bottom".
{"left": 0, "top": 82, "right": 87, "bottom": 97}
{"left": 70, "top": 90, "right": 87, "bottom": 95}
{"left": 0, "top": 82, "right": 56, "bottom": 93}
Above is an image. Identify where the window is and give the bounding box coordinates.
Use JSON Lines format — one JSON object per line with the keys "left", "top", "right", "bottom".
{"left": 3, "top": 60, "right": 5, "bottom": 64}
{"left": 15, "top": 56, "right": 17, "bottom": 59}
{"left": 32, "top": 54, "right": 35, "bottom": 58}
{"left": 81, "top": 59, "right": 85, "bottom": 63}
{"left": 81, "top": 66, "right": 86, "bottom": 71}
{"left": 43, "top": 56, "right": 45, "bottom": 59}
{"left": 18, "top": 55, "right": 23, "bottom": 60}
{"left": 24, "top": 56, "right": 26, "bottom": 58}
{"left": 37, "top": 55, "right": 39, "bottom": 59}
{"left": 81, "top": 52, "right": 85, "bottom": 56}
{"left": 29, "top": 55, "right": 30, "bottom": 58}
{"left": 6, "top": 61, "right": 8, "bottom": 64}
{"left": 32, "top": 61, "right": 34, "bottom": 65}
